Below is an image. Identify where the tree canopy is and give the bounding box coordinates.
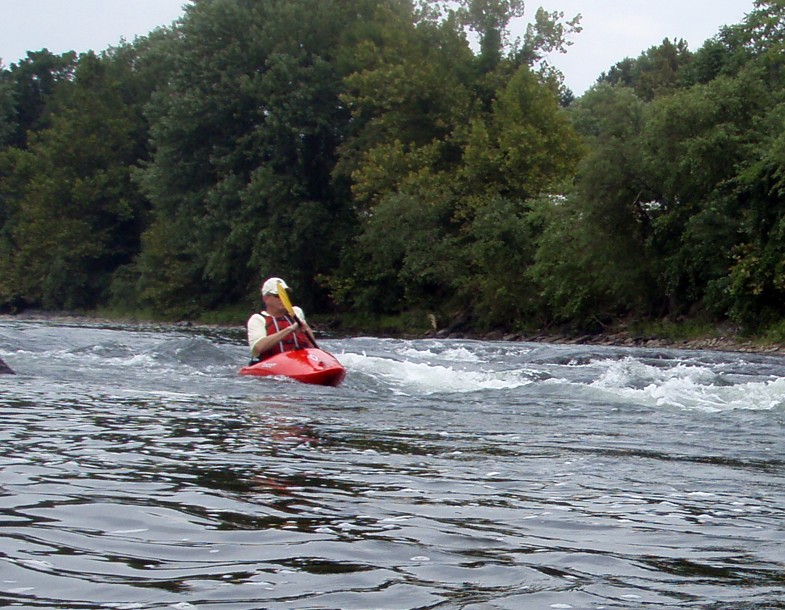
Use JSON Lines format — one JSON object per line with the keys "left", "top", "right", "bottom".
{"left": 2, "top": 0, "right": 785, "bottom": 338}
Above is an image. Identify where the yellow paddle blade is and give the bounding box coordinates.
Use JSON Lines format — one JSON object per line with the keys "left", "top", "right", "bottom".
{"left": 277, "top": 280, "right": 319, "bottom": 348}
{"left": 277, "top": 281, "right": 296, "bottom": 317}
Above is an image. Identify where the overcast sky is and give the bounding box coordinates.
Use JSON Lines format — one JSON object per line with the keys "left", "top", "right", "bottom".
{"left": 1, "top": 0, "right": 755, "bottom": 95}
{"left": 525, "top": 0, "right": 754, "bottom": 94}
{"left": 0, "top": 0, "right": 187, "bottom": 66}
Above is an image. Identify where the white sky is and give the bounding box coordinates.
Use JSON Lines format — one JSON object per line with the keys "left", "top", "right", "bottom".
{"left": 522, "top": 0, "right": 755, "bottom": 94}
{"left": 1, "top": 0, "right": 755, "bottom": 95}
{"left": 0, "top": 0, "right": 188, "bottom": 66}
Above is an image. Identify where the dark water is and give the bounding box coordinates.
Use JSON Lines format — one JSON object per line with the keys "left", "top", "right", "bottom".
{"left": 1, "top": 316, "right": 785, "bottom": 609}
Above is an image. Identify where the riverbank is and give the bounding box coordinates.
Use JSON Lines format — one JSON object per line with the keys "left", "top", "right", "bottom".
{"left": 3, "top": 310, "right": 784, "bottom": 355}
{"left": 425, "top": 321, "right": 785, "bottom": 354}
{"left": 475, "top": 329, "right": 785, "bottom": 354}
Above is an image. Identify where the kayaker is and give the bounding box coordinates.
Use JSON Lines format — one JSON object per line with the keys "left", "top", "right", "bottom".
{"left": 246, "top": 277, "right": 315, "bottom": 363}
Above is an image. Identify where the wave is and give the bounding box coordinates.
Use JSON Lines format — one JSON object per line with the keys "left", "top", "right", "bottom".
{"left": 587, "top": 356, "right": 785, "bottom": 412}
{"left": 5, "top": 320, "right": 785, "bottom": 412}
{"left": 338, "top": 352, "right": 537, "bottom": 394}
{"left": 337, "top": 346, "right": 785, "bottom": 412}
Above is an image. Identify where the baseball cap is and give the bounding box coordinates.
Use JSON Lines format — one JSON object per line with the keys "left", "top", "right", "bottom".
{"left": 261, "top": 277, "right": 288, "bottom": 295}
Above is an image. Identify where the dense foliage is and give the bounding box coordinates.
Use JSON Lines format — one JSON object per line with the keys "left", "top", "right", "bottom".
{"left": 1, "top": 0, "right": 785, "bottom": 335}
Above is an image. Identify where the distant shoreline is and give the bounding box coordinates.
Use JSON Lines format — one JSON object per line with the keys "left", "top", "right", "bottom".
{"left": 2, "top": 310, "right": 784, "bottom": 356}
{"left": 453, "top": 329, "right": 785, "bottom": 355}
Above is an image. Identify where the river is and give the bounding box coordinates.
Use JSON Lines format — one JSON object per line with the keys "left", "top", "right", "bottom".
{"left": 1, "top": 316, "right": 784, "bottom": 609}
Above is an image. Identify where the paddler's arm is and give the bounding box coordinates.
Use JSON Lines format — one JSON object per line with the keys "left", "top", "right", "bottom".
{"left": 250, "top": 322, "right": 302, "bottom": 358}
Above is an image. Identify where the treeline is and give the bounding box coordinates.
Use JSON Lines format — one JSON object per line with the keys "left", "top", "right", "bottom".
{"left": 0, "top": 0, "right": 784, "bottom": 335}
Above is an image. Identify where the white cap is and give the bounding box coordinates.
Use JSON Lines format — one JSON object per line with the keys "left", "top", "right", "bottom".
{"left": 261, "top": 277, "right": 288, "bottom": 295}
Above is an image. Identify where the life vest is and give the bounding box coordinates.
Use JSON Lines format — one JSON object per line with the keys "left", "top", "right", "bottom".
{"left": 256, "top": 313, "right": 312, "bottom": 361}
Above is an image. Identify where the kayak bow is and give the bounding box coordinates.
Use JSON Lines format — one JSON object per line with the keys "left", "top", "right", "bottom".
{"left": 239, "top": 347, "right": 346, "bottom": 386}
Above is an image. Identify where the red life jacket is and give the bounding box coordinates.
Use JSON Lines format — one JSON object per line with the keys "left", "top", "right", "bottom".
{"left": 256, "top": 313, "right": 312, "bottom": 361}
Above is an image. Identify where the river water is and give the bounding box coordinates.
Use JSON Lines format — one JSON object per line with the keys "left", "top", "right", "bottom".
{"left": 1, "top": 316, "right": 784, "bottom": 609}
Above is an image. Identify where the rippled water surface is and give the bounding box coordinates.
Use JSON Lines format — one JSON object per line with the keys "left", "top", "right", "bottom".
{"left": 2, "top": 316, "right": 785, "bottom": 609}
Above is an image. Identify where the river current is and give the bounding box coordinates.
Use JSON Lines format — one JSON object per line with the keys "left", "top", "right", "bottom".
{"left": 1, "top": 316, "right": 784, "bottom": 609}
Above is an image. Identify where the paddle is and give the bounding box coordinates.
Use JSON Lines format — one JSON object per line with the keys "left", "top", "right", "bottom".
{"left": 277, "top": 281, "right": 319, "bottom": 348}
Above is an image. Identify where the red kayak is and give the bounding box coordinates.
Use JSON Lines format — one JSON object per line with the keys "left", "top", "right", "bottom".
{"left": 239, "top": 348, "right": 346, "bottom": 386}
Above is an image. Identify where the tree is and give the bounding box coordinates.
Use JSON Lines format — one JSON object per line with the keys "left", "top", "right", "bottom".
{"left": 136, "top": 0, "right": 362, "bottom": 315}
{"left": 530, "top": 84, "right": 654, "bottom": 326}
{"left": 516, "top": 7, "right": 582, "bottom": 66}
{"left": 335, "top": 35, "right": 582, "bottom": 327}
{"left": 642, "top": 69, "right": 770, "bottom": 317}
{"left": 326, "top": 3, "right": 478, "bottom": 316}
{"left": 0, "top": 44, "right": 164, "bottom": 310}
{"left": 0, "top": 69, "right": 16, "bottom": 146}
{"left": 0, "top": 50, "right": 77, "bottom": 149}
{"left": 600, "top": 38, "right": 692, "bottom": 101}
{"left": 453, "top": 0, "right": 525, "bottom": 70}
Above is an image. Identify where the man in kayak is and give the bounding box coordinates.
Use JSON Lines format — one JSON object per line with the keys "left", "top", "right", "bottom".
{"left": 246, "top": 277, "right": 316, "bottom": 362}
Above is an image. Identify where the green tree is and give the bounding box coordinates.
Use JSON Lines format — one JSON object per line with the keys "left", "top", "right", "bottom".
{"left": 333, "top": 13, "right": 582, "bottom": 329}
{"left": 0, "top": 44, "right": 164, "bottom": 310}
{"left": 454, "top": 0, "right": 525, "bottom": 70}
{"left": 600, "top": 38, "right": 692, "bottom": 100}
{"left": 0, "top": 50, "right": 77, "bottom": 149}
{"left": 0, "top": 67, "right": 16, "bottom": 146}
{"left": 530, "top": 84, "right": 654, "bottom": 326}
{"left": 136, "top": 0, "right": 362, "bottom": 316}
{"left": 642, "top": 68, "right": 771, "bottom": 318}
{"left": 328, "top": 4, "right": 477, "bottom": 315}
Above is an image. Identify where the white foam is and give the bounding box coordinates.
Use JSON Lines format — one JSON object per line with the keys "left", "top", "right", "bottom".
{"left": 397, "top": 345, "right": 482, "bottom": 362}
{"left": 589, "top": 356, "right": 785, "bottom": 411}
{"left": 439, "top": 347, "right": 483, "bottom": 362}
{"left": 339, "top": 352, "right": 532, "bottom": 394}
